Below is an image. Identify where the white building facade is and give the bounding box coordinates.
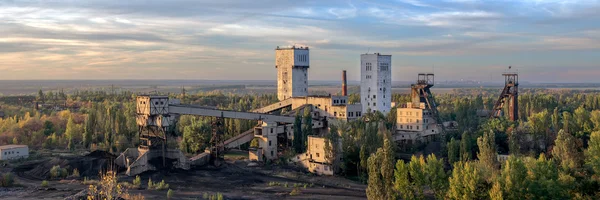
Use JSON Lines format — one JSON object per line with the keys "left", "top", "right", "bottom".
{"left": 360, "top": 53, "right": 392, "bottom": 114}
{"left": 0, "top": 145, "right": 29, "bottom": 160}
{"left": 276, "top": 46, "right": 310, "bottom": 101}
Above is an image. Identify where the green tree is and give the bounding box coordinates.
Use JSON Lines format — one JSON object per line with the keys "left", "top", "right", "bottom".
{"left": 394, "top": 160, "right": 416, "bottom": 200}
{"left": 37, "top": 89, "right": 45, "bottom": 103}
{"left": 65, "top": 117, "right": 76, "bottom": 150}
{"left": 477, "top": 130, "right": 499, "bottom": 171}
{"left": 585, "top": 131, "right": 600, "bottom": 175}
{"left": 381, "top": 131, "right": 396, "bottom": 200}
{"left": 293, "top": 113, "right": 303, "bottom": 153}
{"left": 552, "top": 130, "right": 581, "bottom": 171}
{"left": 366, "top": 149, "right": 384, "bottom": 200}
{"left": 448, "top": 161, "right": 487, "bottom": 200}
{"left": 424, "top": 154, "right": 448, "bottom": 199}
{"left": 324, "top": 125, "right": 341, "bottom": 173}
{"left": 43, "top": 121, "right": 55, "bottom": 136}
{"left": 500, "top": 156, "right": 528, "bottom": 200}
{"left": 84, "top": 111, "right": 96, "bottom": 148}
{"left": 525, "top": 154, "right": 569, "bottom": 199}
{"left": 447, "top": 138, "right": 460, "bottom": 165}
{"left": 409, "top": 155, "right": 426, "bottom": 199}
{"left": 460, "top": 132, "right": 472, "bottom": 162}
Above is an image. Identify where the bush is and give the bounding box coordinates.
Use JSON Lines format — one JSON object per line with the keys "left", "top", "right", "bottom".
{"left": 41, "top": 180, "right": 49, "bottom": 188}
{"left": 290, "top": 187, "right": 302, "bottom": 196}
{"left": 50, "top": 165, "right": 68, "bottom": 179}
{"left": 132, "top": 175, "right": 141, "bottom": 189}
{"left": 167, "top": 189, "right": 174, "bottom": 199}
{"left": 147, "top": 179, "right": 169, "bottom": 191}
{"left": 1, "top": 173, "right": 15, "bottom": 187}
{"left": 71, "top": 169, "right": 80, "bottom": 178}
{"left": 87, "top": 171, "right": 126, "bottom": 200}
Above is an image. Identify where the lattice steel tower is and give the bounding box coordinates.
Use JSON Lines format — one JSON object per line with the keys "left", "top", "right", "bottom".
{"left": 491, "top": 68, "right": 519, "bottom": 121}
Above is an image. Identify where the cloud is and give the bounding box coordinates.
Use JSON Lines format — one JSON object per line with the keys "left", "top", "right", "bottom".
{"left": 328, "top": 4, "right": 357, "bottom": 19}
{"left": 0, "top": 0, "right": 598, "bottom": 81}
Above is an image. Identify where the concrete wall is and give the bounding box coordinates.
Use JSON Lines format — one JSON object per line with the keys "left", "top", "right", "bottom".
{"left": 0, "top": 145, "right": 28, "bottom": 160}
{"left": 395, "top": 103, "right": 441, "bottom": 142}
{"left": 276, "top": 47, "right": 309, "bottom": 101}
{"left": 360, "top": 53, "right": 392, "bottom": 114}
{"left": 290, "top": 96, "right": 362, "bottom": 121}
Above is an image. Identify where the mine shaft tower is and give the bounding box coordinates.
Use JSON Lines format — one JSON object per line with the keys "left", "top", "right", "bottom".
{"left": 491, "top": 69, "right": 519, "bottom": 121}
{"left": 411, "top": 73, "right": 443, "bottom": 131}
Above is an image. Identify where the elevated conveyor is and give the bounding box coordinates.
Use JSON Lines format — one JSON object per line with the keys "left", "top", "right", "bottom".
{"left": 169, "top": 105, "right": 296, "bottom": 123}
{"left": 251, "top": 98, "right": 294, "bottom": 113}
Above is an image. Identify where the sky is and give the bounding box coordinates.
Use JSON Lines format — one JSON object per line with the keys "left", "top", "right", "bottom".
{"left": 0, "top": 0, "right": 599, "bottom": 82}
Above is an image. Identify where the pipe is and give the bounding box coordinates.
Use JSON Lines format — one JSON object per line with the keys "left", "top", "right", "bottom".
{"left": 342, "top": 70, "right": 348, "bottom": 96}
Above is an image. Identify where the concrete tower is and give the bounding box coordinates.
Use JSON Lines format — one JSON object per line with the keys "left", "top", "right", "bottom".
{"left": 360, "top": 53, "right": 392, "bottom": 114}
{"left": 276, "top": 46, "right": 309, "bottom": 101}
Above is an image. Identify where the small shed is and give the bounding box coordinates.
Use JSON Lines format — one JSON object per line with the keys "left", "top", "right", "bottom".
{"left": 0, "top": 145, "right": 29, "bottom": 160}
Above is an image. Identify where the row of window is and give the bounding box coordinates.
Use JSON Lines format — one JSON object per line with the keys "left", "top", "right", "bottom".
{"left": 333, "top": 99, "right": 346, "bottom": 104}
{"left": 380, "top": 63, "right": 389, "bottom": 71}
{"left": 400, "top": 125, "right": 419, "bottom": 130}
{"left": 3, "top": 151, "right": 20, "bottom": 155}
{"left": 297, "top": 54, "right": 308, "bottom": 62}
{"left": 365, "top": 62, "right": 391, "bottom": 71}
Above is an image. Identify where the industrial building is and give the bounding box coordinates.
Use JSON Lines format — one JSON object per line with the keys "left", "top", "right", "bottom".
{"left": 276, "top": 46, "right": 310, "bottom": 101}
{"left": 394, "top": 74, "right": 443, "bottom": 144}
{"left": 360, "top": 53, "right": 392, "bottom": 114}
{"left": 0, "top": 145, "right": 29, "bottom": 160}
{"left": 292, "top": 136, "right": 340, "bottom": 175}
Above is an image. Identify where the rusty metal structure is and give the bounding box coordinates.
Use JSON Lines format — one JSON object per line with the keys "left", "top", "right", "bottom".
{"left": 410, "top": 73, "right": 443, "bottom": 130}
{"left": 491, "top": 69, "right": 519, "bottom": 121}
{"left": 342, "top": 70, "right": 348, "bottom": 96}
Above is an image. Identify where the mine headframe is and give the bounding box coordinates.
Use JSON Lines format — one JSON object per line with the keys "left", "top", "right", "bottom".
{"left": 491, "top": 69, "right": 519, "bottom": 121}
{"left": 210, "top": 116, "right": 225, "bottom": 166}
{"left": 411, "top": 73, "right": 444, "bottom": 132}
{"left": 136, "top": 96, "right": 179, "bottom": 167}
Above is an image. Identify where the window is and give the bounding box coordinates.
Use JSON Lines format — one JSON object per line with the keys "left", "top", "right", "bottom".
{"left": 400, "top": 125, "right": 403, "bottom": 129}
{"left": 373, "top": 95, "right": 376, "bottom": 98}
{"left": 366, "top": 63, "right": 372, "bottom": 71}
{"left": 269, "top": 141, "right": 272, "bottom": 146}
{"left": 316, "top": 153, "right": 320, "bottom": 158}
{"left": 270, "top": 128, "right": 273, "bottom": 133}
{"left": 271, "top": 151, "right": 274, "bottom": 157}
{"left": 380, "top": 63, "right": 389, "bottom": 71}
{"left": 417, "top": 126, "right": 419, "bottom": 130}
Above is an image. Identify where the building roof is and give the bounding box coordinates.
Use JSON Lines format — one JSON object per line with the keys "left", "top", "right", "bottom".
{"left": 276, "top": 46, "right": 309, "bottom": 50}
{"left": 0, "top": 145, "right": 28, "bottom": 150}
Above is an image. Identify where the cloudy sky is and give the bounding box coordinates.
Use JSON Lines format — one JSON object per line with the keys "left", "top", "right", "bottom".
{"left": 0, "top": 0, "right": 599, "bottom": 82}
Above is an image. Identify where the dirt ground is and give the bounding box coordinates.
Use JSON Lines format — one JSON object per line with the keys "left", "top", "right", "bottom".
{"left": 1, "top": 155, "right": 367, "bottom": 200}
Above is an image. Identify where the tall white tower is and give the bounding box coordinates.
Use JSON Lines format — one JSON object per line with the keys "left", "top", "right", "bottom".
{"left": 360, "top": 53, "right": 392, "bottom": 114}
{"left": 276, "top": 46, "right": 309, "bottom": 100}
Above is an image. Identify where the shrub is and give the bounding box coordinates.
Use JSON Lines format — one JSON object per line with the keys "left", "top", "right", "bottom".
{"left": 41, "top": 180, "right": 49, "bottom": 188}
{"left": 71, "top": 169, "right": 80, "bottom": 178}
{"left": 50, "top": 165, "right": 61, "bottom": 179}
{"left": 133, "top": 175, "right": 142, "bottom": 188}
{"left": 147, "top": 179, "right": 169, "bottom": 190}
{"left": 203, "top": 192, "right": 209, "bottom": 199}
{"left": 1, "top": 173, "right": 15, "bottom": 187}
{"left": 87, "top": 171, "right": 126, "bottom": 200}
{"left": 50, "top": 165, "right": 68, "bottom": 179}
{"left": 290, "top": 187, "right": 302, "bottom": 196}
{"left": 217, "top": 193, "right": 224, "bottom": 200}
{"left": 167, "top": 189, "right": 174, "bottom": 199}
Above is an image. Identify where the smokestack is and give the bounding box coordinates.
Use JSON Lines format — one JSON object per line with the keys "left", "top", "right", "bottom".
{"left": 342, "top": 70, "right": 348, "bottom": 96}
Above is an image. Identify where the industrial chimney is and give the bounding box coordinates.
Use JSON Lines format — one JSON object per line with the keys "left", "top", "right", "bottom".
{"left": 342, "top": 70, "right": 348, "bottom": 96}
